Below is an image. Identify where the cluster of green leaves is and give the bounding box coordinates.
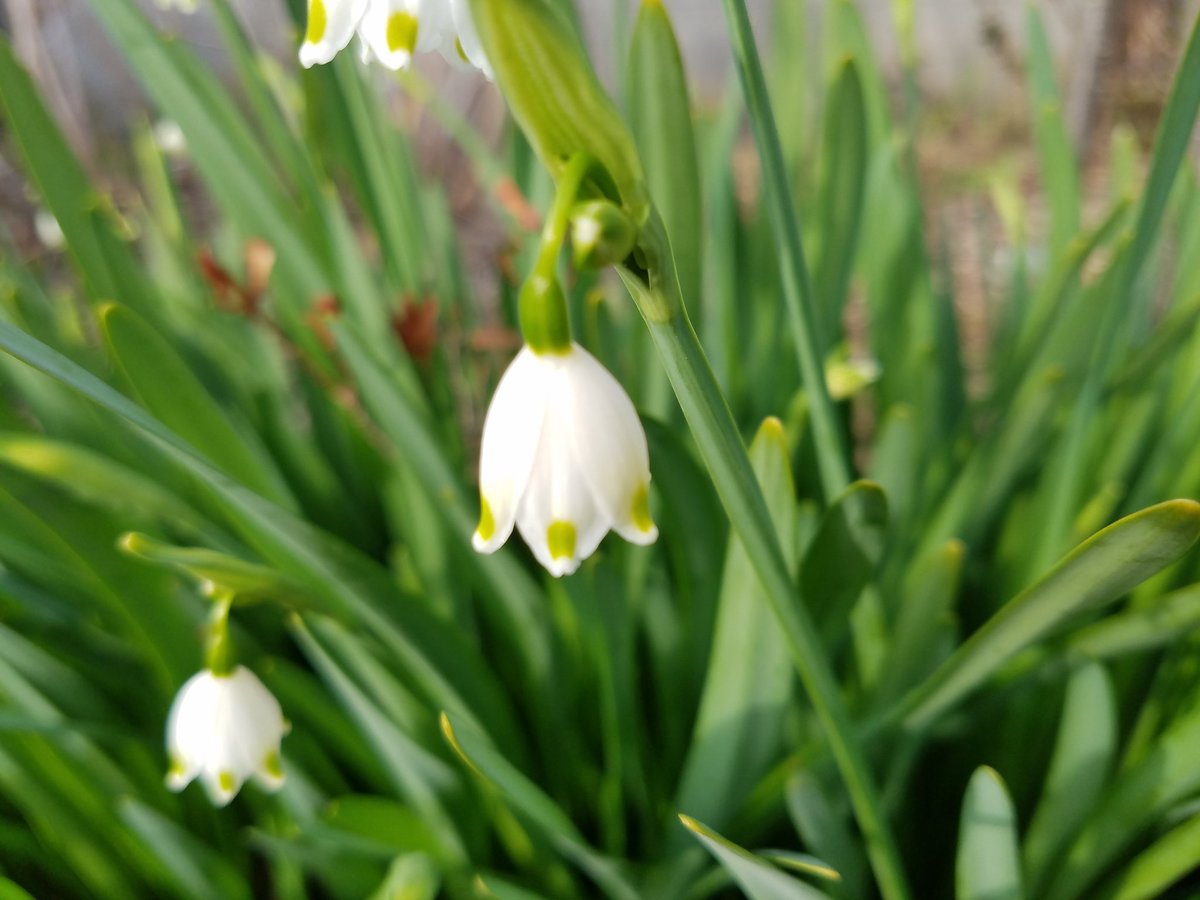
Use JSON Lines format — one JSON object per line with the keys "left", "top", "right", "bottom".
{"left": 0, "top": 0, "right": 1198, "bottom": 897}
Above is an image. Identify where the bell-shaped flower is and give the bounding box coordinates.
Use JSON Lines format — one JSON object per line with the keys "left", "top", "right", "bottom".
{"left": 165, "top": 665, "right": 289, "bottom": 806}
{"left": 473, "top": 342, "right": 657, "bottom": 576}
{"left": 299, "top": 0, "right": 491, "bottom": 77}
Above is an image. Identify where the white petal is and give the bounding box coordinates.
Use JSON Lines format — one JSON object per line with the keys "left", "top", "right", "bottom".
{"left": 474, "top": 348, "right": 548, "bottom": 554}
{"left": 164, "top": 666, "right": 286, "bottom": 805}
{"left": 357, "top": 0, "right": 421, "bottom": 70}
{"left": 443, "top": 0, "right": 493, "bottom": 78}
{"left": 299, "top": 0, "right": 369, "bottom": 68}
{"left": 515, "top": 363, "right": 610, "bottom": 576}
{"left": 560, "top": 344, "right": 657, "bottom": 545}
{"left": 200, "top": 769, "right": 241, "bottom": 807}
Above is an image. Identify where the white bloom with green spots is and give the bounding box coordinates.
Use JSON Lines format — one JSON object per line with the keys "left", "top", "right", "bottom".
{"left": 165, "top": 666, "right": 289, "bottom": 807}
{"left": 299, "top": 0, "right": 491, "bottom": 77}
{"left": 473, "top": 342, "right": 657, "bottom": 577}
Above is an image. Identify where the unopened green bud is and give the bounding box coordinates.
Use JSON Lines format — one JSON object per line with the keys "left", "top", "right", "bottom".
{"left": 570, "top": 200, "right": 637, "bottom": 270}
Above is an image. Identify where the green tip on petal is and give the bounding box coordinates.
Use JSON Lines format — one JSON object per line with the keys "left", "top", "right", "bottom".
{"left": 218, "top": 771, "right": 237, "bottom": 794}
{"left": 455, "top": 37, "right": 470, "bottom": 64}
{"left": 476, "top": 497, "right": 496, "bottom": 542}
{"left": 547, "top": 520, "right": 577, "bottom": 560}
{"left": 167, "top": 755, "right": 187, "bottom": 779}
{"left": 306, "top": 0, "right": 327, "bottom": 44}
{"left": 631, "top": 484, "right": 654, "bottom": 532}
{"left": 386, "top": 12, "right": 418, "bottom": 55}
{"left": 262, "top": 751, "right": 284, "bottom": 780}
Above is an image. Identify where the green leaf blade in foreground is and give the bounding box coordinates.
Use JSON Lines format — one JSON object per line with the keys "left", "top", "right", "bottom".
{"left": 900, "top": 499, "right": 1200, "bottom": 731}
{"left": 1045, "top": 705, "right": 1200, "bottom": 900}
{"left": 678, "top": 815, "right": 836, "bottom": 900}
{"left": 675, "top": 418, "right": 797, "bottom": 834}
{"left": 100, "top": 304, "right": 296, "bottom": 510}
{"left": 1023, "top": 661, "right": 1117, "bottom": 892}
{"left": 439, "top": 714, "right": 639, "bottom": 900}
{"left": 1099, "top": 812, "right": 1200, "bottom": 900}
{"left": 956, "top": 767, "right": 1023, "bottom": 900}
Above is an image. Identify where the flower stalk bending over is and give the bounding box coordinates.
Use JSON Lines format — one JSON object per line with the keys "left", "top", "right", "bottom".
{"left": 473, "top": 154, "right": 656, "bottom": 576}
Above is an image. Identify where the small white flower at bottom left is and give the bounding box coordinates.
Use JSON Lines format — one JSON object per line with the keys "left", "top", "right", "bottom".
{"left": 165, "top": 665, "right": 289, "bottom": 806}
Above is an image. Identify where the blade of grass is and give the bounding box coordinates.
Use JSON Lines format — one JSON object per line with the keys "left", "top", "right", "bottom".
{"left": 956, "top": 768, "right": 1023, "bottom": 900}
{"left": 1034, "top": 13, "right": 1200, "bottom": 572}
{"left": 719, "top": 0, "right": 851, "bottom": 500}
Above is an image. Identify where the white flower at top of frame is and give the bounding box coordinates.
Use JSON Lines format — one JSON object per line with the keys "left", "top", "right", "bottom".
{"left": 298, "top": 0, "right": 491, "bottom": 77}
{"left": 473, "top": 342, "right": 658, "bottom": 577}
{"left": 165, "top": 665, "right": 289, "bottom": 807}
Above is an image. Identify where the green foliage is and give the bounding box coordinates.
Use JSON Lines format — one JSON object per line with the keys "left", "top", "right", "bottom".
{"left": 0, "top": 1, "right": 1198, "bottom": 898}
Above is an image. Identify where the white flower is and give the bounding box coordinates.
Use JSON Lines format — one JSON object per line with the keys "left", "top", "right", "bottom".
{"left": 165, "top": 666, "right": 289, "bottom": 806}
{"left": 299, "top": 0, "right": 491, "bottom": 77}
{"left": 473, "top": 342, "right": 658, "bottom": 576}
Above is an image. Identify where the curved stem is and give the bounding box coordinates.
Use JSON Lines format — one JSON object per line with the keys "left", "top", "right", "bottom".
{"left": 519, "top": 153, "right": 603, "bottom": 353}
{"left": 204, "top": 593, "right": 235, "bottom": 675}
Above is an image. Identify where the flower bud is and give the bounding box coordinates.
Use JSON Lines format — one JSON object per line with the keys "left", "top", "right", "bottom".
{"left": 570, "top": 200, "right": 637, "bottom": 270}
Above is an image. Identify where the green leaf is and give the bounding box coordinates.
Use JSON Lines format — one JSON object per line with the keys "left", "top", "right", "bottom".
{"left": 676, "top": 418, "right": 797, "bottom": 833}
{"left": 1099, "top": 812, "right": 1200, "bottom": 900}
{"left": 440, "top": 713, "right": 639, "bottom": 900}
{"left": 813, "top": 58, "right": 868, "bottom": 349}
{"left": 0, "top": 433, "right": 219, "bottom": 543}
{"left": 323, "top": 796, "right": 448, "bottom": 861}
{"left": 1045, "top": 705, "right": 1200, "bottom": 900}
{"left": 901, "top": 500, "right": 1200, "bottom": 731}
{"left": 120, "top": 799, "right": 252, "bottom": 900}
{"left": 678, "top": 815, "right": 836, "bottom": 900}
{"left": 956, "top": 767, "right": 1023, "bottom": 900}
{"left": 800, "top": 480, "right": 888, "bottom": 642}
{"left": 875, "top": 539, "right": 963, "bottom": 706}
{"left": 1025, "top": 3, "right": 1080, "bottom": 260}
{"left": 119, "top": 531, "right": 314, "bottom": 604}
{"left": 367, "top": 855, "right": 440, "bottom": 900}
{"left": 1060, "top": 582, "right": 1200, "bottom": 661}
{"left": 786, "top": 771, "right": 870, "bottom": 899}
{"left": 0, "top": 879, "right": 36, "bottom": 900}
{"left": 292, "top": 617, "right": 465, "bottom": 864}
{"left": 1023, "top": 662, "right": 1118, "bottom": 891}
{"left": 99, "top": 303, "right": 296, "bottom": 509}
{"left": 628, "top": 0, "right": 702, "bottom": 312}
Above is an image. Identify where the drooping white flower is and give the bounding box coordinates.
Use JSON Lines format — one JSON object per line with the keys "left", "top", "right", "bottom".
{"left": 299, "top": 0, "right": 491, "bottom": 77}
{"left": 165, "top": 666, "right": 289, "bottom": 806}
{"left": 473, "top": 342, "right": 657, "bottom": 577}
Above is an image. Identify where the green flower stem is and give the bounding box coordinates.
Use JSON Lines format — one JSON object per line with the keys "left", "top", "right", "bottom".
{"left": 519, "top": 153, "right": 607, "bottom": 354}
{"left": 204, "top": 593, "right": 235, "bottom": 676}
{"left": 718, "top": 0, "right": 850, "bottom": 502}
{"left": 618, "top": 236, "right": 911, "bottom": 900}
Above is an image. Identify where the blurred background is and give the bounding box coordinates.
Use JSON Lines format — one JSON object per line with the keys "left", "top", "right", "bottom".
{"left": 1, "top": 0, "right": 1197, "bottom": 383}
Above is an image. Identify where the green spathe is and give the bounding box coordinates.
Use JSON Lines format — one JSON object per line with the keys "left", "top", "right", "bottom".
{"left": 465, "top": 0, "right": 648, "bottom": 221}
